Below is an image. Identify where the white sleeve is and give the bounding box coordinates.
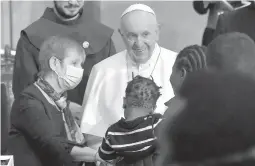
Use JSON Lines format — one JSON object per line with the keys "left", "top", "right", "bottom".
{"left": 80, "top": 65, "right": 104, "bottom": 135}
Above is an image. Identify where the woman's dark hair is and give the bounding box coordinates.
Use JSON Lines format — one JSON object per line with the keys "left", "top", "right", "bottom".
{"left": 163, "top": 71, "right": 255, "bottom": 166}
{"left": 125, "top": 75, "right": 161, "bottom": 109}
{"left": 175, "top": 45, "right": 207, "bottom": 73}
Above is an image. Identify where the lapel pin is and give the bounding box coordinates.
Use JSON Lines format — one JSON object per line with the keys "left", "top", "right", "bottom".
{"left": 83, "top": 41, "right": 89, "bottom": 48}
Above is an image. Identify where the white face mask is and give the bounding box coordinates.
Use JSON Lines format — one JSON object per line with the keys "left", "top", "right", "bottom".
{"left": 55, "top": 65, "right": 84, "bottom": 89}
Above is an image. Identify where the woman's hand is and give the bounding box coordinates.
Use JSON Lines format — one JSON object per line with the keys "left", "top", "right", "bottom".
{"left": 71, "top": 146, "right": 98, "bottom": 162}
{"left": 69, "top": 102, "right": 83, "bottom": 126}
{"left": 95, "top": 152, "right": 115, "bottom": 166}
{"left": 95, "top": 151, "right": 105, "bottom": 163}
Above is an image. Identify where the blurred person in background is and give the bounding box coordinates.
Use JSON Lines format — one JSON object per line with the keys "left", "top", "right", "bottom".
{"left": 169, "top": 32, "right": 255, "bottom": 96}
{"left": 193, "top": 0, "right": 234, "bottom": 46}
{"left": 206, "top": 32, "right": 255, "bottom": 76}
{"left": 157, "top": 71, "right": 255, "bottom": 166}
{"left": 8, "top": 36, "right": 105, "bottom": 166}
{"left": 165, "top": 32, "right": 255, "bottom": 123}
{"left": 12, "top": 0, "right": 116, "bottom": 108}
{"left": 213, "top": 0, "right": 255, "bottom": 41}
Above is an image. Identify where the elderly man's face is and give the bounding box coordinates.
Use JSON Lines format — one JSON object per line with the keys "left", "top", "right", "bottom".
{"left": 54, "top": 0, "right": 84, "bottom": 19}
{"left": 120, "top": 11, "right": 159, "bottom": 64}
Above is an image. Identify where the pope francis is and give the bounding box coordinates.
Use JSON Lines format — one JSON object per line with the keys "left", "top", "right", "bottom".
{"left": 80, "top": 4, "right": 177, "bottom": 138}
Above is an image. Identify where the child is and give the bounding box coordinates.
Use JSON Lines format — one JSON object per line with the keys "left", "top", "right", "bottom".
{"left": 97, "top": 75, "right": 163, "bottom": 166}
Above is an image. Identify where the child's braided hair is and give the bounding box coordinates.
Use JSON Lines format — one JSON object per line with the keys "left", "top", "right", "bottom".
{"left": 125, "top": 75, "right": 162, "bottom": 109}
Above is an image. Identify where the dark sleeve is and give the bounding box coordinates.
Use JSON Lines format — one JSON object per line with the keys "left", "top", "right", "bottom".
{"left": 98, "top": 131, "right": 117, "bottom": 161}
{"left": 193, "top": 1, "right": 208, "bottom": 15}
{"left": 213, "top": 14, "right": 226, "bottom": 40}
{"left": 153, "top": 115, "right": 164, "bottom": 136}
{"left": 12, "top": 98, "right": 76, "bottom": 166}
{"left": 12, "top": 32, "right": 39, "bottom": 99}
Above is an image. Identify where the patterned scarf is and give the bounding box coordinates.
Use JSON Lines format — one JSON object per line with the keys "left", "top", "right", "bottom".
{"left": 36, "top": 77, "right": 86, "bottom": 146}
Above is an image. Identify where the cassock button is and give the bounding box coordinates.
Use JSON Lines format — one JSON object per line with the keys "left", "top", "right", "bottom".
{"left": 83, "top": 41, "right": 89, "bottom": 48}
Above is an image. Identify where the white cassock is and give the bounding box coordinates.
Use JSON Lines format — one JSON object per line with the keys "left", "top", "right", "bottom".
{"left": 80, "top": 43, "right": 177, "bottom": 137}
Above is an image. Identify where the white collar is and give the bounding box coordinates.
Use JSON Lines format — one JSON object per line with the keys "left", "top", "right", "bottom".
{"left": 126, "top": 43, "right": 161, "bottom": 69}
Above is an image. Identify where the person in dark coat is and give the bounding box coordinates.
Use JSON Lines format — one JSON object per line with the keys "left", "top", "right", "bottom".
{"left": 163, "top": 32, "right": 255, "bottom": 141}
{"left": 159, "top": 32, "right": 255, "bottom": 166}
{"left": 213, "top": 1, "right": 255, "bottom": 41}
{"left": 169, "top": 32, "right": 255, "bottom": 96}
{"left": 193, "top": 0, "right": 234, "bottom": 46}
{"left": 12, "top": 0, "right": 116, "bottom": 106}
{"left": 8, "top": 36, "right": 105, "bottom": 166}
{"left": 157, "top": 71, "right": 255, "bottom": 166}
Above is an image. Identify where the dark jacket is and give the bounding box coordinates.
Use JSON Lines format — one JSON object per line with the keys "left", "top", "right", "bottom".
{"left": 193, "top": 1, "right": 217, "bottom": 46}
{"left": 12, "top": 8, "right": 116, "bottom": 105}
{"left": 213, "top": 4, "right": 255, "bottom": 41}
{"left": 8, "top": 84, "right": 76, "bottom": 166}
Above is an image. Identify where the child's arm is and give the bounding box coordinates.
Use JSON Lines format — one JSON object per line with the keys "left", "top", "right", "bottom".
{"left": 98, "top": 135, "right": 117, "bottom": 162}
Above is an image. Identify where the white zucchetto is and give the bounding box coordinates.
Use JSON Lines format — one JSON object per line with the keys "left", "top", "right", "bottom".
{"left": 121, "top": 4, "right": 156, "bottom": 18}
